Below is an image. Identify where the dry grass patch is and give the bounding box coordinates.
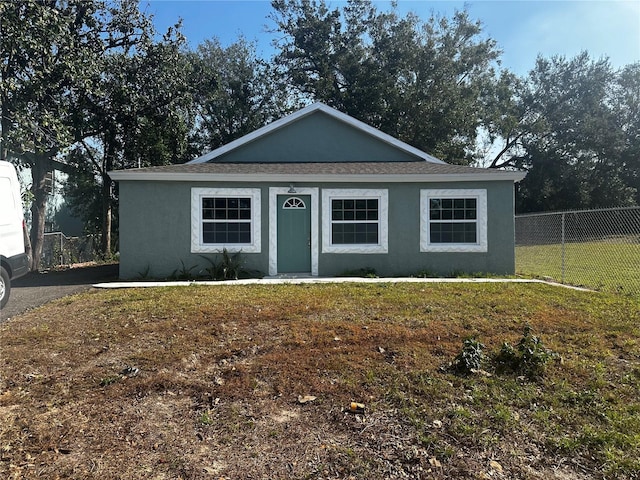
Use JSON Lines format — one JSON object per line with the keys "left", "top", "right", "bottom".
{"left": 1, "top": 283, "right": 639, "bottom": 479}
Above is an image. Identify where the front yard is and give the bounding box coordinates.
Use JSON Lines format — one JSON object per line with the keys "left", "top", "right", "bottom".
{"left": 1, "top": 282, "right": 639, "bottom": 479}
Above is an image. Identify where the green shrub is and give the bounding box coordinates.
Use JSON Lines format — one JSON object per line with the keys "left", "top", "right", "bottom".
{"left": 201, "top": 249, "right": 244, "bottom": 280}
{"left": 495, "top": 324, "right": 555, "bottom": 379}
{"left": 453, "top": 337, "right": 485, "bottom": 374}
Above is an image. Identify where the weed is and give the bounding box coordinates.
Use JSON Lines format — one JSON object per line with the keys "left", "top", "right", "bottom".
{"left": 337, "top": 267, "right": 378, "bottom": 278}
{"left": 99, "top": 375, "right": 121, "bottom": 387}
{"left": 170, "top": 260, "right": 197, "bottom": 280}
{"left": 453, "top": 337, "right": 485, "bottom": 374}
{"left": 495, "top": 324, "right": 555, "bottom": 379}
{"left": 200, "top": 410, "right": 213, "bottom": 425}
{"left": 136, "top": 264, "right": 151, "bottom": 280}
{"left": 200, "top": 249, "right": 244, "bottom": 280}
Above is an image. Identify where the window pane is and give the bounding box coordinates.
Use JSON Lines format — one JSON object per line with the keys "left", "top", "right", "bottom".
{"left": 332, "top": 222, "right": 378, "bottom": 244}
{"left": 331, "top": 197, "right": 379, "bottom": 245}
{"left": 430, "top": 221, "right": 477, "bottom": 244}
{"left": 202, "top": 222, "right": 251, "bottom": 244}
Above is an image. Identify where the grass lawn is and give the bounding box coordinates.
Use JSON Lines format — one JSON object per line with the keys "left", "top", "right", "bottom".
{"left": 516, "top": 241, "right": 640, "bottom": 297}
{"left": 1, "top": 282, "right": 639, "bottom": 479}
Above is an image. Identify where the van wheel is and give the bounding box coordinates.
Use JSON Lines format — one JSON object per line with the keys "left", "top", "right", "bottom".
{"left": 0, "top": 266, "right": 10, "bottom": 309}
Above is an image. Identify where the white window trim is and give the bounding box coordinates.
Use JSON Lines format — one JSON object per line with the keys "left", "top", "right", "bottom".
{"left": 322, "top": 188, "right": 388, "bottom": 254}
{"left": 191, "top": 187, "right": 261, "bottom": 253}
{"left": 420, "top": 189, "right": 487, "bottom": 252}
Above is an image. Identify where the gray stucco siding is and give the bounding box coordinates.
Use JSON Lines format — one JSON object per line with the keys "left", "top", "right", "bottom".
{"left": 119, "top": 181, "right": 271, "bottom": 279}
{"left": 216, "top": 112, "right": 421, "bottom": 163}
{"left": 316, "top": 181, "right": 515, "bottom": 276}
{"left": 118, "top": 179, "right": 516, "bottom": 280}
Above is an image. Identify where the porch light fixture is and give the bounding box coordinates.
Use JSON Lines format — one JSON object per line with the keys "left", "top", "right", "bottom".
{"left": 288, "top": 185, "right": 297, "bottom": 194}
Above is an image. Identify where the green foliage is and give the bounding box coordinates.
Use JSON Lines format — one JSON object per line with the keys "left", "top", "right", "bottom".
{"left": 189, "top": 38, "right": 289, "bottom": 151}
{"left": 337, "top": 267, "right": 378, "bottom": 278}
{"left": 171, "top": 260, "right": 198, "bottom": 281}
{"left": 486, "top": 52, "right": 639, "bottom": 211}
{"left": 453, "top": 338, "right": 486, "bottom": 374}
{"left": 495, "top": 324, "right": 555, "bottom": 379}
{"left": 200, "top": 249, "right": 245, "bottom": 281}
{"left": 270, "top": 0, "right": 502, "bottom": 164}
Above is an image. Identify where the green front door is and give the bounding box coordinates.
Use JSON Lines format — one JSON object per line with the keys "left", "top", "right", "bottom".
{"left": 277, "top": 195, "right": 311, "bottom": 273}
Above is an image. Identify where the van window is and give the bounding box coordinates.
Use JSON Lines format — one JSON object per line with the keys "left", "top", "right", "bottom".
{"left": 0, "top": 177, "right": 16, "bottom": 226}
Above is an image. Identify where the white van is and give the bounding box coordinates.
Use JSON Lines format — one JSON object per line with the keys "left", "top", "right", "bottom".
{"left": 0, "top": 160, "right": 30, "bottom": 308}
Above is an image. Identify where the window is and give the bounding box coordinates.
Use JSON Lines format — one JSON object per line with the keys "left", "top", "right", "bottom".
{"left": 420, "top": 189, "right": 487, "bottom": 252}
{"left": 322, "top": 189, "right": 388, "bottom": 253}
{"left": 283, "top": 197, "right": 306, "bottom": 209}
{"left": 191, "top": 188, "right": 261, "bottom": 253}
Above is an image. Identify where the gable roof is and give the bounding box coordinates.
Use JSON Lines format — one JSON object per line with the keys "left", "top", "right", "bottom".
{"left": 188, "top": 102, "right": 446, "bottom": 165}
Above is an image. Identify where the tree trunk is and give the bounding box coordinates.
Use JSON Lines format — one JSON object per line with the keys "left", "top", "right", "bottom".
{"left": 101, "top": 174, "right": 112, "bottom": 256}
{"left": 29, "top": 156, "right": 49, "bottom": 271}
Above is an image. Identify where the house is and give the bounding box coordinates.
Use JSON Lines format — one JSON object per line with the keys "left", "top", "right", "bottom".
{"left": 109, "top": 103, "right": 525, "bottom": 279}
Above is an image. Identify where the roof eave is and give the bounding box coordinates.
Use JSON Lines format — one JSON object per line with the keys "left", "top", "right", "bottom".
{"left": 108, "top": 171, "right": 527, "bottom": 183}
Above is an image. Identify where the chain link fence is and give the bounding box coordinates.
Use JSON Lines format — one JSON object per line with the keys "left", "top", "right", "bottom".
{"left": 515, "top": 206, "right": 640, "bottom": 297}
{"left": 41, "top": 232, "right": 99, "bottom": 269}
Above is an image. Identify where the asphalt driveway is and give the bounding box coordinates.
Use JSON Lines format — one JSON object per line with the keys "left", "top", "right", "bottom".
{"left": 0, "top": 263, "right": 119, "bottom": 321}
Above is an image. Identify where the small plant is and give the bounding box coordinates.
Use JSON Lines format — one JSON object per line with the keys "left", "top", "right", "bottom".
{"left": 171, "top": 260, "right": 197, "bottom": 280}
{"left": 453, "top": 337, "right": 485, "bottom": 374}
{"left": 413, "top": 269, "right": 436, "bottom": 278}
{"left": 201, "top": 249, "right": 244, "bottom": 280}
{"left": 495, "top": 324, "right": 555, "bottom": 379}
{"left": 136, "top": 264, "right": 151, "bottom": 280}
{"left": 337, "top": 267, "right": 378, "bottom": 278}
{"left": 200, "top": 410, "right": 213, "bottom": 425}
{"left": 99, "top": 375, "right": 121, "bottom": 387}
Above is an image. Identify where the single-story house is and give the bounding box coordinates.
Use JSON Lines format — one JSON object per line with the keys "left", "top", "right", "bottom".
{"left": 109, "top": 103, "right": 525, "bottom": 279}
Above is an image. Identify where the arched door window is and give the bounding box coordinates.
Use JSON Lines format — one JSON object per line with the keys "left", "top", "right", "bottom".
{"left": 283, "top": 197, "right": 306, "bottom": 209}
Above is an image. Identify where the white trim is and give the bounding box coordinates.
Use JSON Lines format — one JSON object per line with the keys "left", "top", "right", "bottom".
{"left": 188, "top": 102, "right": 446, "bottom": 165}
{"left": 191, "top": 188, "right": 261, "bottom": 253}
{"left": 322, "top": 189, "right": 388, "bottom": 254}
{"left": 269, "top": 187, "right": 319, "bottom": 276}
{"left": 109, "top": 171, "right": 527, "bottom": 183}
{"left": 420, "top": 189, "right": 487, "bottom": 252}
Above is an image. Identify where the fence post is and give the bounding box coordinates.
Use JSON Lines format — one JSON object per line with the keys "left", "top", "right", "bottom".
{"left": 561, "top": 212, "right": 566, "bottom": 283}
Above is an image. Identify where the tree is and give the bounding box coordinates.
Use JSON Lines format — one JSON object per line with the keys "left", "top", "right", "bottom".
{"left": 190, "top": 37, "right": 289, "bottom": 152}
{"left": 0, "top": 0, "right": 174, "bottom": 269}
{"left": 483, "top": 52, "right": 638, "bottom": 212}
{"left": 65, "top": 33, "right": 194, "bottom": 255}
{"left": 269, "top": 0, "right": 502, "bottom": 164}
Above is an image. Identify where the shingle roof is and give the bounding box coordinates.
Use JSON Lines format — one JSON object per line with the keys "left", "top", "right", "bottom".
{"left": 109, "top": 161, "right": 526, "bottom": 182}
{"left": 115, "top": 161, "right": 486, "bottom": 175}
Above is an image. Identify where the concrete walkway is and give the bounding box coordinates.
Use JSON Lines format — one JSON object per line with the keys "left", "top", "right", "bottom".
{"left": 93, "top": 276, "right": 594, "bottom": 292}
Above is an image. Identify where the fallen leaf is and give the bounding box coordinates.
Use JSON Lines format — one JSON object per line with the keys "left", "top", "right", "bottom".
{"left": 489, "top": 460, "right": 503, "bottom": 472}
{"left": 297, "top": 395, "right": 317, "bottom": 404}
{"left": 429, "top": 457, "right": 442, "bottom": 468}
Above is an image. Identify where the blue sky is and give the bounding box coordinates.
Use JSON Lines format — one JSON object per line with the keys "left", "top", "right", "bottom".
{"left": 140, "top": 0, "right": 640, "bottom": 75}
